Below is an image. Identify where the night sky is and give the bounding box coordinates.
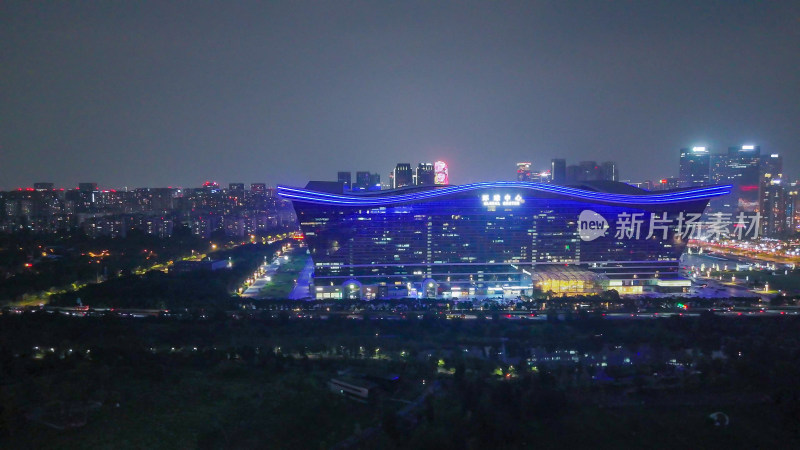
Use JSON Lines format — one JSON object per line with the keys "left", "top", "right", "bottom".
{"left": 2, "top": 1, "right": 799, "bottom": 190}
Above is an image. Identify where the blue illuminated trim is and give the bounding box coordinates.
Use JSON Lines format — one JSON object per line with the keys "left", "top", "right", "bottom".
{"left": 277, "top": 182, "right": 732, "bottom": 206}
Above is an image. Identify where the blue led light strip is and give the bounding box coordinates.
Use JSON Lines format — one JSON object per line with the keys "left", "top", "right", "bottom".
{"left": 277, "top": 181, "right": 732, "bottom": 206}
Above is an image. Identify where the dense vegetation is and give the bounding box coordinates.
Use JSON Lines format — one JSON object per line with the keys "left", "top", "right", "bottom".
{"left": 50, "top": 241, "right": 289, "bottom": 309}
{"left": 2, "top": 310, "right": 800, "bottom": 448}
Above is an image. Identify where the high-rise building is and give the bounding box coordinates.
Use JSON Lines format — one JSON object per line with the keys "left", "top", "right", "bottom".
{"left": 787, "top": 181, "right": 798, "bottom": 234}
{"left": 565, "top": 165, "right": 579, "bottom": 183}
{"left": 709, "top": 145, "right": 761, "bottom": 215}
{"left": 393, "top": 163, "right": 413, "bottom": 189}
{"left": 229, "top": 183, "right": 245, "bottom": 192}
{"left": 516, "top": 162, "right": 532, "bottom": 182}
{"left": 434, "top": 161, "right": 449, "bottom": 185}
{"left": 578, "top": 161, "right": 601, "bottom": 181}
{"left": 250, "top": 183, "right": 266, "bottom": 193}
{"left": 369, "top": 173, "right": 381, "bottom": 191}
{"left": 415, "top": 163, "right": 435, "bottom": 186}
{"left": 759, "top": 153, "right": 784, "bottom": 237}
{"left": 355, "top": 171, "right": 371, "bottom": 191}
{"left": 337, "top": 172, "right": 352, "bottom": 190}
{"left": 551, "top": 159, "right": 566, "bottom": 184}
{"left": 600, "top": 162, "right": 619, "bottom": 182}
{"left": 679, "top": 147, "right": 710, "bottom": 187}
{"left": 760, "top": 181, "right": 787, "bottom": 237}
{"left": 78, "top": 183, "right": 98, "bottom": 192}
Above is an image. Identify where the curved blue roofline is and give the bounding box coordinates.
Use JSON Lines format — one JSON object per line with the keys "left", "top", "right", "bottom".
{"left": 277, "top": 181, "right": 732, "bottom": 206}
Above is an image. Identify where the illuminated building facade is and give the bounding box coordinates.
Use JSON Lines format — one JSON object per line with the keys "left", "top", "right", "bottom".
{"left": 709, "top": 145, "right": 761, "bottom": 215}
{"left": 415, "top": 163, "right": 435, "bottom": 185}
{"left": 678, "top": 147, "right": 710, "bottom": 187}
{"left": 393, "top": 164, "right": 413, "bottom": 189}
{"left": 516, "top": 162, "right": 532, "bottom": 182}
{"left": 279, "top": 181, "right": 730, "bottom": 300}
{"left": 551, "top": 159, "right": 566, "bottom": 184}
{"left": 434, "top": 161, "right": 449, "bottom": 185}
{"left": 337, "top": 172, "right": 352, "bottom": 190}
{"left": 759, "top": 153, "right": 784, "bottom": 237}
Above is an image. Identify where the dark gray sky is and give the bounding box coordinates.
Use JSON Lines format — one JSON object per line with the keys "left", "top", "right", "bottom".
{"left": 2, "top": 1, "right": 799, "bottom": 189}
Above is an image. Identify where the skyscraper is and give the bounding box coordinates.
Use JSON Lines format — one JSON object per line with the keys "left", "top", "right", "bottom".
{"left": 337, "top": 171, "right": 352, "bottom": 190}
{"left": 369, "top": 173, "right": 381, "bottom": 191}
{"left": 516, "top": 162, "right": 532, "bottom": 182}
{"left": 434, "top": 161, "right": 449, "bottom": 185}
{"left": 415, "top": 163, "right": 435, "bottom": 185}
{"left": 600, "top": 161, "right": 619, "bottom": 182}
{"left": 678, "top": 147, "right": 710, "bottom": 187}
{"left": 551, "top": 159, "right": 566, "bottom": 184}
{"left": 787, "top": 181, "right": 798, "bottom": 234}
{"left": 355, "top": 171, "right": 371, "bottom": 190}
{"left": 578, "top": 161, "right": 601, "bottom": 181}
{"left": 393, "top": 163, "right": 413, "bottom": 188}
{"left": 759, "top": 153, "right": 784, "bottom": 237}
{"left": 709, "top": 145, "right": 761, "bottom": 215}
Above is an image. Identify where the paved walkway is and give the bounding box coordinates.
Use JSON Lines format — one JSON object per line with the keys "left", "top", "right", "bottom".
{"left": 241, "top": 259, "right": 281, "bottom": 298}
{"left": 288, "top": 257, "right": 314, "bottom": 300}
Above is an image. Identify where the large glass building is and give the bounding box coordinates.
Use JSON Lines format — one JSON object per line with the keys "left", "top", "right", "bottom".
{"left": 278, "top": 181, "right": 731, "bottom": 300}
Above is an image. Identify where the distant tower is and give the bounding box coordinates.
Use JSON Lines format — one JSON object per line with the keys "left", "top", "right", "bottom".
{"left": 355, "top": 171, "right": 371, "bottom": 190}
{"left": 678, "top": 147, "right": 710, "bottom": 187}
{"left": 369, "top": 173, "right": 381, "bottom": 191}
{"left": 600, "top": 161, "right": 619, "bottom": 182}
{"left": 759, "top": 153, "right": 784, "bottom": 237}
{"left": 516, "top": 162, "right": 532, "bottom": 182}
{"left": 415, "top": 163, "right": 435, "bottom": 185}
{"left": 551, "top": 159, "right": 566, "bottom": 184}
{"left": 434, "top": 161, "right": 449, "bottom": 185}
{"left": 393, "top": 164, "right": 413, "bottom": 189}
{"left": 337, "top": 171, "right": 352, "bottom": 190}
{"left": 578, "top": 161, "right": 601, "bottom": 181}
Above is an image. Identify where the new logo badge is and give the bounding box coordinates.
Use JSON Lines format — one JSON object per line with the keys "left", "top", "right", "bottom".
{"left": 578, "top": 210, "right": 609, "bottom": 241}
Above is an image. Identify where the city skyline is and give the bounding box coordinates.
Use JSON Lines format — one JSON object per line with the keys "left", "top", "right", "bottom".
{"left": 2, "top": 2, "right": 799, "bottom": 190}
{"left": 2, "top": 144, "right": 794, "bottom": 192}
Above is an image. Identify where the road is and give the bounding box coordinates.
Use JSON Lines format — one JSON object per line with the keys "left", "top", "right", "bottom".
{"left": 288, "top": 257, "right": 314, "bottom": 300}
{"left": 241, "top": 258, "right": 282, "bottom": 298}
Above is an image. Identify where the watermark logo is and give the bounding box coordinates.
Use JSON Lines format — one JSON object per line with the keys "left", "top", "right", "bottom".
{"left": 576, "top": 211, "right": 761, "bottom": 241}
{"left": 578, "top": 210, "right": 609, "bottom": 241}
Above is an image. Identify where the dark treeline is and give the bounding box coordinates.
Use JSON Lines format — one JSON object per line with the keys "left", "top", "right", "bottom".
{"left": 3, "top": 308, "right": 800, "bottom": 447}
{"left": 49, "top": 241, "right": 289, "bottom": 309}
{"left": 0, "top": 226, "right": 294, "bottom": 304}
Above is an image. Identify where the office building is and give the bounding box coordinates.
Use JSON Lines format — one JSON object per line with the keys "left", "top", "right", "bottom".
{"left": 279, "top": 181, "right": 730, "bottom": 300}
{"left": 759, "top": 153, "right": 784, "bottom": 237}
{"left": 678, "top": 147, "right": 710, "bottom": 187}
{"left": 551, "top": 159, "right": 566, "bottom": 184}
{"left": 415, "top": 163, "right": 435, "bottom": 186}
{"left": 369, "top": 173, "right": 381, "bottom": 191}
{"left": 708, "top": 145, "right": 761, "bottom": 215}
{"left": 393, "top": 164, "right": 413, "bottom": 189}
{"left": 354, "top": 171, "right": 371, "bottom": 191}
{"left": 337, "top": 172, "right": 352, "bottom": 191}
{"left": 517, "top": 163, "right": 532, "bottom": 182}
{"left": 434, "top": 161, "right": 449, "bottom": 185}
{"left": 600, "top": 162, "right": 619, "bottom": 182}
